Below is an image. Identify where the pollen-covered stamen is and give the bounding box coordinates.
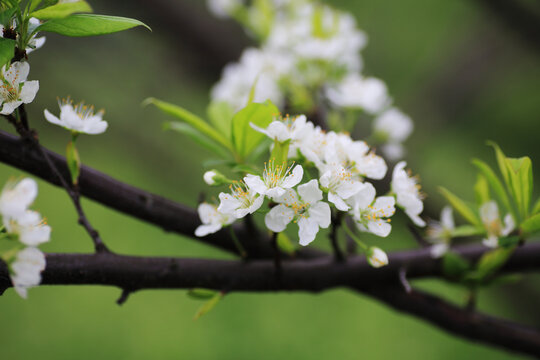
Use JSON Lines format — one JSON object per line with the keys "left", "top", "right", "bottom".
{"left": 290, "top": 200, "right": 310, "bottom": 223}
{"left": 0, "top": 75, "right": 20, "bottom": 102}
{"left": 263, "top": 159, "right": 296, "bottom": 188}
{"left": 229, "top": 181, "right": 256, "bottom": 208}
{"left": 59, "top": 97, "right": 105, "bottom": 121}
{"left": 361, "top": 204, "right": 394, "bottom": 225}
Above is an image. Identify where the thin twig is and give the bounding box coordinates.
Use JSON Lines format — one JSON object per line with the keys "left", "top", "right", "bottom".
{"left": 2, "top": 116, "right": 110, "bottom": 253}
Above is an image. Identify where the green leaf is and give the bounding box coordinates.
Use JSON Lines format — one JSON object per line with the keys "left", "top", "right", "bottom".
{"left": 442, "top": 252, "right": 471, "bottom": 281}
{"left": 145, "top": 97, "right": 232, "bottom": 152}
{"left": 270, "top": 139, "right": 290, "bottom": 167}
{"left": 31, "top": 0, "right": 91, "bottom": 20}
{"left": 0, "top": 38, "right": 15, "bottom": 68}
{"left": 488, "top": 141, "right": 509, "bottom": 185}
{"left": 532, "top": 197, "right": 540, "bottom": 215}
{"left": 207, "top": 101, "right": 234, "bottom": 141}
{"left": 505, "top": 156, "right": 532, "bottom": 219}
{"left": 187, "top": 288, "right": 217, "bottom": 300}
{"left": 498, "top": 235, "right": 521, "bottom": 248}
{"left": 474, "top": 246, "right": 515, "bottom": 282}
{"left": 231, "top": 101, "right": 279, "bottom": 159}
{"left": 520, "top": 213, "right": 540, "bottom": 235}
{"left": 230, "top": 163, "right": 259, "bottom": 174}
{"left": 472, "top": 159, "right": 513, "bottom": 216}
{"left": 438, "top": 187, "right": 481, "bottom": 227}
{"left": 164, "top": 122, "right": 229, "bottom": 158}
{"left": 277, "top": 232, "right": 295, "bottom": 255}
{"left": 0, "top": 5, "right": 16, "bottom": 25}
{"left": 193, "top": 292, "right": 223, "bottom": 320}
{"left": 474, "top": 174, "right": 490, "bottom": 205}
{"left": 450, "top": 225, "right": 484, "bottom": 237}
{"left": 66, "top": 140, "right": 80, "bottom": 185}
{"left": 37, "top": 14, "right": 150, "bottom": 36}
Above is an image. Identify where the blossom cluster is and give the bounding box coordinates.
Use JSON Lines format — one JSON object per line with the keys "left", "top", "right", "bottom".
{"left": 196, "top": 114, "right": 425, "bottom": 266}
{"left": 0, "top": 178, "right": 51, "bottom": 298}
{"left": 207, "top": 0, "right": 413, "bottom": 160}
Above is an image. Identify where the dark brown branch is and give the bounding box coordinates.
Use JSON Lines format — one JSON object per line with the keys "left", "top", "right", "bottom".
{"left": 364, "top": 286, "right": 540, "bottom": 357}
{"left": 0, "top": 130, "right": 286, "bottom": 258}
{"left": 0, "top": 243, "right": 539, "bottom": 355}
{"left": 1, "top": 121, "right": 110, "bottom": 253}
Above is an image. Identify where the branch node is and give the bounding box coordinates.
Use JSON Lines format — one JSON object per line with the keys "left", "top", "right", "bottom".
{"left": 116, "top": 288, "right": 133, "bottom": 306}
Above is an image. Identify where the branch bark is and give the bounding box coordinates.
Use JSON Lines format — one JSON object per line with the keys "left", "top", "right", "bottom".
{"left": 1, "top": 243, "right": 539, "bottom": 356}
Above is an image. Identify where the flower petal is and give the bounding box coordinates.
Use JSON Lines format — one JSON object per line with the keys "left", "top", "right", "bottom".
{"left": 297, "top": 179, "right": 322, "bottom": 204}
{"left": 265, "top": 204, "right": 293, "bottom": 232}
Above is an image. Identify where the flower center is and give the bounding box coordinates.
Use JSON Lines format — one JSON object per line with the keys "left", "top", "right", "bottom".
{"left": 229, "top": 182, "right": 254, "bottom": 208}
{"left": 263, "top": 160, "right": 295, "bottom": 188}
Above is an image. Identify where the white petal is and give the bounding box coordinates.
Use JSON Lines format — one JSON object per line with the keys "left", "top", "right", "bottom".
{"left": 480, "top": 201, "right": 499, "bottom": 224}
{"left": 335, "top": 180, "right": 363, "bottom": 200}
{"left": 367, "top": 219, "right": 392, "bottom": 237}
{"left": 44, "top": 109, "right": 63, "bottom": 126}
{"left": 297, "top": 179, "right": 322, "bottom": 204}
{"left": 266, "top": 187, "right": 286, "bottom": 200}
{"left": 83, "top": 120, "right": 108, "bottom": 135}
{"left": 328, "top": 192, "right": 349, "bottom": 211}
{"left": 248, "top": 194, "right": 264, "bottom": 214}
{"left": 430, "top": 243, "right": 449, "bottom": 258}
{"left": 309, "top": 201, "right": 331, "bottom": 228}
{"left": 367, "top": 247, "right": 388, "bottom": 268}
{"left": 281, "top": 165, "right": 303, "bottom": 188}
{"left": 0, "top": 100, "right": 23, "bottom": 115}
{"left": 197, "top": 203, "right": 217, "bottom": 225}
{"left": 20, "top": 225, "right": 51, "bottom": 246}
{"left": 372, "top": 196, "right": 396, "bottom": 218}
{"left": 441, "top": 206, "right": 455, "bottom": 230}
{"left": 265, "top": 204, "right": 294, "bottom": 232}
{"left": 20, "top": 80, "right": 39, "bottom": 104}
{"left": 195, "top": 223, "right": 222, "bottom": 237}
{"left": 244, "top": 175, "right": 267, "bottom": 195}
{"left": 406, "top": 210, "right": 426, "bottom": 227}
{"left": 297, "top": 217, "right": 319, "bottom": 246}
{"left": 347, "top": 182, "right": 376, "bottom": 211}
{"left": 482, "top": 236, "right": 499, "bottom": 248}
{"left": 502, "top": 213, "right": 515, "bottom": 236}
{"left": 217, "top": 193, "right": 241, "bottom": 215}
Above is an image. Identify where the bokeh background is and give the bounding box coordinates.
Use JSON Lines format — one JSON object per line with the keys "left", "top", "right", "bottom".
{"left": 1, "top": 0, "right": 539, "bottom": 359}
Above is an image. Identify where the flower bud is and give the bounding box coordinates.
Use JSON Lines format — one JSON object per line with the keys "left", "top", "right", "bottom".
{"left": 367, "top": 247, "right": 388, "bottom": 268}
{"left": 203, "top": 170, "right": 229, "bottom": 186}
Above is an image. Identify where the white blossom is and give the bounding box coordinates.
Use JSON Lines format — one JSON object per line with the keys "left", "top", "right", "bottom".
{"left": 319, "top": 164, "right": 363, "bottom": 211}
{"left": 265, "top": 179, "right": 331, "bottom": 246}
{"left": 0, "top": 178, "right": 38, "bottom": 219}
{"left": 44, "top": 98, "right": 108, "bottom": 134}
{"left": 373, "top": 108, "right": 413, "bottom": 161}
{"left": 250, "top": 114, "right": 312, "bottom": 144}
{"left": 204, "top": 171, "right": 218, "bottom": 186}
{"left": 211, "top": 47, "right": 293, "bottom": 111}
{"left": 0, "top": 61, "right": 39, "bottom": 115}
{"left": 266, "top": 4, "right": 367, "bottom": 73}
{"left": 195, "top": 203, "right": 235, "bottom": 237}
{"left": 10, "top": 247, "right": 46, "bottom": 299}
{"left": 3, "top": 210, "right": 51, "bottom": 246}
{"left": 367, "top": 247, "right": 388, "bottom": 268}
{"left": 426, "top": 206, "right": 455, "bottom": 258}
{"left": 347, "top": 182, "right": 395, "bottom": 237}
{"left": 480, "top": 201, "right": 515, "bottom": 248}
{"left": 326, "top": 73, "right": 390, "bottom": 114}
{"left": 244, "top": 162, "right": 303, "bottom": 200}
{"left": 391, "top": 161, "right": 425, "bottom": 227}
{"left": 218, "top": 181, "right": 264, "bottom": 219}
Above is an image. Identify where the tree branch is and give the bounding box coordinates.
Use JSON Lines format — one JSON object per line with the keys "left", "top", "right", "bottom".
{"left": 0, "top": 130, "right": 290, "bottom": 258}
{"left": 0, "top": 243, "right": 539, "bottom": 356}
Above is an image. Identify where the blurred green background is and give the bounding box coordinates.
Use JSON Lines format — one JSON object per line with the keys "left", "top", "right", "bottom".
{"left": 1, "top": 0, "right": 539, "bottom": 359}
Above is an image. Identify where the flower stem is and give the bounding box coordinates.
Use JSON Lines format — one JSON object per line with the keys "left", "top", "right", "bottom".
{"left": 229, "top": 227, "right": 247, "bottom": 258}
{"left": 271, "top": 232, "right": 282, "bottom": 279}
{"left": 343, "top": 223, "right": 368, "bottom": 252}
